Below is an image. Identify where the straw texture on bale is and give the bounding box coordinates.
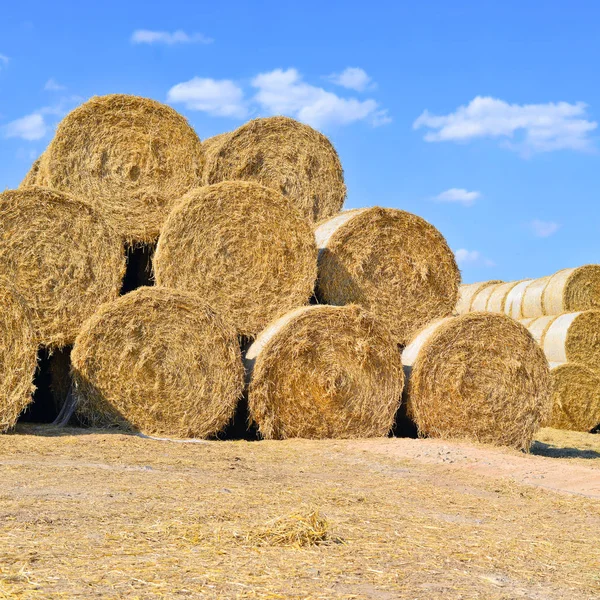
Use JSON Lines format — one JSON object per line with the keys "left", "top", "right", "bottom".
{"left": 154, "top": 181, "right": 317, "bottom": 337}
{"left": 0, "top": 285, "right": 38, "bottom": 432}
{"left": 315, "top": 207, "right": 460, "bottom": 345}
{"left": 72, "top": 287, "right": 244, "bottom": 438}
{"left": 200, "top": 132, "right": 230, "bottom": 182}
{"left": 520, "top": 311, "right": 600, "bottom": 372}
{"left": 455, "top": 281, "right": 502, "bottom": 314}
{"left": 204, "top": 116, "right": 346, "bottom": 223}
{"left": 547, "top": 362, "right": 600, "bottom": 432}
{"left": 0, "top": 187, "right": 125, "bottom": 348}
{"left": 246, "top": 305, "right": 404, "bottom": 440}
{"left": 402, "top": 312, "right": 551, "bottom": 450}
{"left": 20, "top": 154, "right": 44, "bottom": 188}
{"left": 39, "top": 94, "right": 205, "bottom": 243}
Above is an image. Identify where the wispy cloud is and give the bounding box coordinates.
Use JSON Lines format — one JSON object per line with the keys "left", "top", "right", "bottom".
{"left": 0, "top": 54, "right": 8, "bottom": 71}
{"left": 131, "top": 30, "right": 213, "bottom": 45}
{"left": 414, "top": 96, "right": 597, "bottom": 155}
{"left": 530, "top": 219, "right": 560, "bottom": 238}
{"left": 167, "top": 77, "right": 247, "bottom": 118}
{"left": 4, "top": 114, "right": 47, "bottom": 140}
{"left": 434, "top": 188, "right": 481, "bottom": 207}
{"left": 327, "top": 67, "right": 373, "bottom": 92}
{"left": 44, "top": 78, "right": 66, "bottom": 91}
{"left": 455, "top": 248, "right": 495, "bottom": 267}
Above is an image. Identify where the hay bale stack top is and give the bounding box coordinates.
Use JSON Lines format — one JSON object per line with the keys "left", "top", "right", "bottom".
{"left": 0, "top": 187, "right": 125, "bottom": 348}
{"left": 38, "top": 94, "right": 204, "bottom": 243}
{"left": 72, "top": 287, "right": 244, "bottom": 438}
{"left": 0, "top": 285, "right": 38, "bottom": 432}
{"left": 204, "top": 116, "right": 346, "bottom": 223}
{"left": 315, "top": 207, "right": 460, "bottom": 345}
{"left": 246, "top": 304, "right": 404, "bottom": 439}
{"left": 402, "top": 312, "right": 551, "bottom": 450}
{"left": 153, "top": 181, "right": 318, "bottom": 337}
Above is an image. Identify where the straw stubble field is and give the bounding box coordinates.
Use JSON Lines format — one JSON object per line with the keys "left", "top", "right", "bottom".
{"left": 0, "top": 426, "right": 598, "bottom": 599}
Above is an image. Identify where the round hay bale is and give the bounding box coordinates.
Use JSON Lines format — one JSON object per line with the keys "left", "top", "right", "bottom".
{"left": 201, "top": 132, "right": 231, "bottom": 183}
{"left": 0, "top": 187, "right": 125, "bottom": 348}
{"left": 547, "top": 362, "right": 600, "bottom": 432}
{"left": 39, "top": 94, "right": 205, "bottom": 243}
{"left": 469, "top": 282, "right": 499, "bottom": 312}
{"left": 402, "top": 312, "right": 551, "bottom": 450}
{"left": 543, "top": 266, "right": 600, "bottom": 314}
{"left": 485, "top": 281, "right": 523, "bottom": 313}
{"left": 19, "top": 154, "right": 44, "bottom": 188}
{"left": 72, "top": 287, "right": 244, "bottom": 438}
{"left": 204, "top": 116, "right": 346, "bottom": 223}
{"left": 0, "top": 284, "right": 38, "bottom": 432}
{"left": 520, "top": 311, "right": 600, "bottom": 371}
{"left": 246, "top": 305, "right": 404, "bottom": 439}
{"left": 153, "top": 181, "right": 317, "bottom": 337}
{"left": 504, "top": 279, "right": 534, "bottom": 319}
{"left": 315, "top": 207, "right": 460, "bottom": 345}
{"left": 455, "top": 281, "right": 502, "bottom": 314}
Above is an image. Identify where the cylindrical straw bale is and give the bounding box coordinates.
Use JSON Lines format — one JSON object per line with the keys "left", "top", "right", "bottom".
{"left": 315, "top": 207, "right": 460, "bottom": 345}
{"left": 455, "top": 281, "right": 502, "bottom": 314}
{"left": 246, "top": 305, "right": 404, "bottom": 439}
{"left": 201, "top": 133, "right": 231, "bottom": 183}
{"left": 0, "top": 187, "right": 125, "bottom": 348}
{"left": 153, "top": 181, "right": 318, "bottom": 337}
{"left": 204, "top": 116, "right": 346, "bottom": 223}
{"left": 504, "top": 279, "right": 534, "bottom": 319}
{"left": 72, "top": 287, "right": 244, "bottom": 438}
{"left": 402, "top": 312, "right": 552, "bottom": 450}
{"left": 38, "top": 94, "right": 205, "bottom": 243}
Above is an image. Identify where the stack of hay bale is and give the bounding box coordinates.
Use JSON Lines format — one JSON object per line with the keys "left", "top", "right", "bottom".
{"left": 0, "top": 93, "right": 554, "bottom": 450}
{"left": 456, "top": 269, "right": 600, "bottom": 432}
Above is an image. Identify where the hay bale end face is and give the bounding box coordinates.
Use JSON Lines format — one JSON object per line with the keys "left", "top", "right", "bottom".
{"left": 402, "top": 312, "right": 551, "bottom": 450}
{"left": 154, "top": 181, "right": 318, "bottom": 337}
{"left": 204, "top": 116, "right": 346, "bottom": 223}
{"left": 548, "top": 363, "right": 600, "bottom": 432}
{"left": 72, "top": 287, "right": 244, "bottom": 438}
{"left": 247, "top": 305, "right": 404, "bottom": 439}
{"left": 0, "top": 285, "right": 38, "bottom": 432}
{"left": 0, "top": 187, "right": 125, "bottom": 348}
{"left": 316, "top": 207, "right": 460, "bottom": 345}
{"left": 39, "top": 94, "right": 205, "bottom": 243}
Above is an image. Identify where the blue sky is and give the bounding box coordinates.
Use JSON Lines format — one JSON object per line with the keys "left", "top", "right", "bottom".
{"left": 1, "top": 0, "right": 599, "bottom": 283}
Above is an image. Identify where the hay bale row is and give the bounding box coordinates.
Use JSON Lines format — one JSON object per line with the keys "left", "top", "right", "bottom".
{"left": 402, "top": 312, "right": 551, "bottom": 450}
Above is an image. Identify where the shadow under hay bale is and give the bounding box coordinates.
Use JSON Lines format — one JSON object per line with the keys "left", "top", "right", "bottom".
{"left": 121, "top": 244, "right": 155, "bottom": 294}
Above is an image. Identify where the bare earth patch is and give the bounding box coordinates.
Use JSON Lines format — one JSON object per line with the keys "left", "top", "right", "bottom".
{"left": 0, "top": 425, "right": 598, "bottom": 599}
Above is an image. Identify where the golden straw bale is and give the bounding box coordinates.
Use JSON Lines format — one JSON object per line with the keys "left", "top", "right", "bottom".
{"left": 72, "top": 287, "right": 244, "bottom": 438}
{"left": 19, "top": 154, "right": 45, "bottom": 187}
{"left": 547, "top": 362, "right": 600, "bottom": 432}
{"left": 153, "top": 181, "right": 317, "bottom": 337}
{"left": 39, "top": 94, "right": 204, "bottom": 243}
{"left": 204, "top": 116, "right": 346, "bottom": 223}
{"left": 402, "top": 312, "right": 551, "bottom": 450}
{"left": 455, "top": 281, "right": 502, "bottom": 314}
{"left": 520, "top": 311, "right": 600, "bottom": 372}
{"left": 246, "top": 305, "right": 404, "bottom": 439}
{"left": 200, "top": 132, "right": 231, "bottom": 183}
{"left": 0, "top": 285, "right": 38, "bottom": 432}
{"left": 0, "top": 187, "right": 125, "bottom": 348}
{"left": 315, "top": 207, "right": 460, "bottom": 345}
{"left": 504, "top": 279, "right": 534, "bottom": 319}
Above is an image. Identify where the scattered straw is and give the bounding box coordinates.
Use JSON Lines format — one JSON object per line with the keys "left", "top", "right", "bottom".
{"left": 153, "top": 181, "right": 317, "bottom": 337}
{"left": 315, "top": 207, "right": 460, "bottom": 345}
{"left": 72, "top": 287, "right": 244, "bottom": 438}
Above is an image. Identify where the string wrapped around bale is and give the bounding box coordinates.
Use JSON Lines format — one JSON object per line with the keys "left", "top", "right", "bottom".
{"left": 204, "top": 116, "right": 346, "bottom": 223}
{"left": 246, "top": 305, "right": 404, "bottom": 439}
{"left": 315, "top": 207, "right": 460, "bottom": 345}
{"left": 72, "top": 287, "right": 244, "bottom": 438}
{"left": 402, "top": 312, "right": 551, "bottom": 450}
{"left": 520, "top": 311, "right": 600, "bottom": 372}
{"left": 153, "top": 181, "right": 318, "bottom": 337}
{"left": 547, "top": 362, "right": 600, "bottom": 432}
{"left": 0, "top": 188, "right": 125, "bottom": 348}
{"left": 0, "top": 285, "right": 38, "bottom": 432}
{"left": 38, "top": 94, "right": 205, "bottom": 243}
{"left": 455, "top": 281, "right": 502, "bottom": 314}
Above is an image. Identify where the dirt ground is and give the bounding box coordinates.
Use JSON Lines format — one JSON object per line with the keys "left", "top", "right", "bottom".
{"left": 0, "top": 426, "right": 599, "bottom": 599}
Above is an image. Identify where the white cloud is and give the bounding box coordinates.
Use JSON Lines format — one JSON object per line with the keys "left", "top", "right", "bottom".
{"left": 414, "top": 96, "right": 597, "bottom": 155}
{"left": 4, "top": 114, "right": 47, "bottom": 141}
{"left": 0, "top": 54, "right": 8, "bottom": 70}
{"left": 455, "top": 248, "right": 495, "bottom": 267}
{"left": 131, "top": 30, "right": 213, "bottom": 45}
{"left": 167, "top": 77, "right": 247, "bottom": 118}
{"left": 251, "top": 68, "right": 388, "bottom": 128}
{"left": 327, "top": 67, "right": 373, "bottom": 92}
{"left": 44, "top": 78, "right": 66, "bottom": 91}
{"left": 530, "top": 219, "right": 560, "bottom": 238}
{"left": 434, "top": 188, "right": 481, "bottom": 207}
